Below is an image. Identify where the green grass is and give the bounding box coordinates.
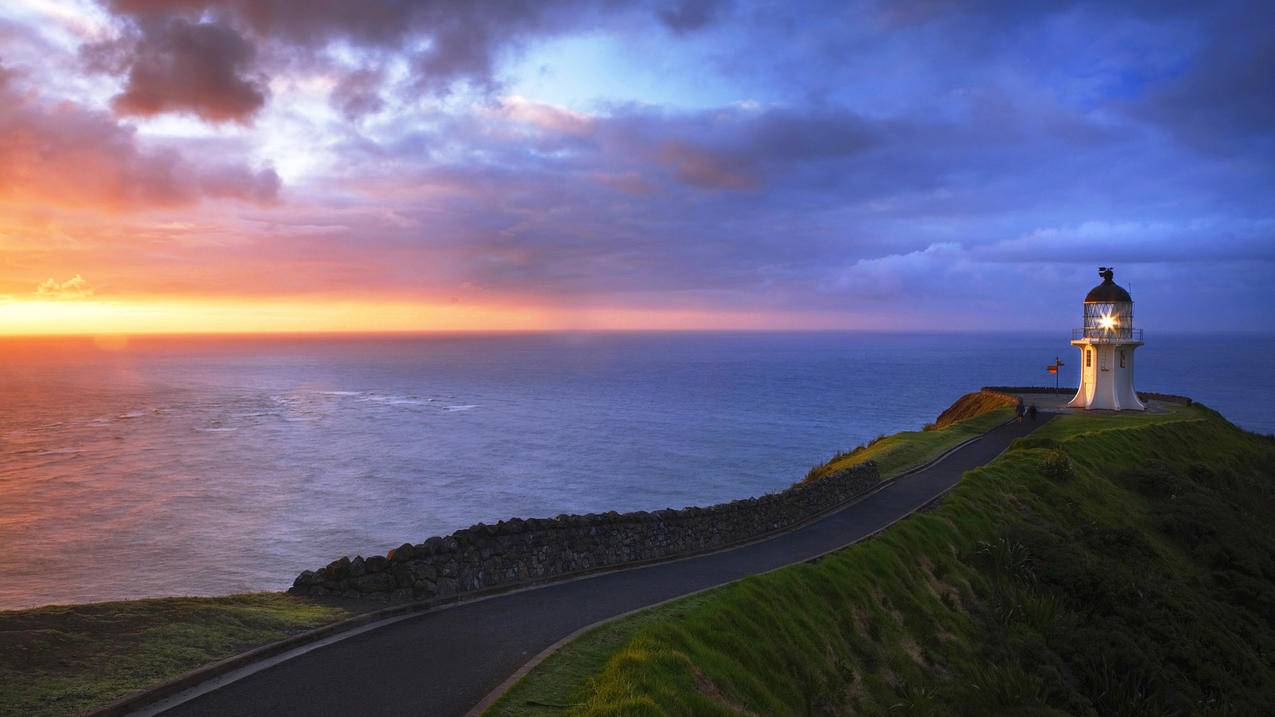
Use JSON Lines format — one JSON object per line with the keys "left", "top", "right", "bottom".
{"left": 0, "top": 593, "right": 362, "bottom": 717}
{"left": 488, "top": 402, "right": 1275, "bottom": 716}
{"left": 1028, "top": 402, "right": 1198, "bottom": 442}
{"left": 805, "top": 394, "right": 1016, "bottom": 482}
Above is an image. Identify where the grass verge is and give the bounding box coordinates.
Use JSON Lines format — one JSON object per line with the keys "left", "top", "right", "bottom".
{"left": 489, "top": 402, "right": 1275, "bottom": 715}
{"left": 0, "top": 593, "right": 363, "bottom": 717}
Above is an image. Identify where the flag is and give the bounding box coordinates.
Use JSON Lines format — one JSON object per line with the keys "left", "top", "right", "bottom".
{"left": 1046, "top": 364, "right": 1058, "bottom": 374}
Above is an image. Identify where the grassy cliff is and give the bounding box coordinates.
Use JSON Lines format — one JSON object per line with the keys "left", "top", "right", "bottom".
{"left": 803, "top": 391, "right": 1015, "bottom": 482}
{"left": 491, "top": 401, "right": 1275, "bottom": 715}
{"left": 0, "top": 594, "right": 361, "bottom": 717}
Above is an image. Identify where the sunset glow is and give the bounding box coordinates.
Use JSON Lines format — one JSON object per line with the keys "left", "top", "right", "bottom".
{"left": 1, "top": 1, "right": 1271, "bottom": 334}
{"left": 0, "top": 297, "right": 872, "bottom": 335}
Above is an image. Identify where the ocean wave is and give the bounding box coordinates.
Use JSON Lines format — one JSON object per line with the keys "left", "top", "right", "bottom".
{"left": 116, "top": 411, "right": 147, "bottom": 420}
{"left": 359, "top": 394, "right": 429, "bottom": 407}
{"left": 446, "top": 405, "right": 478, "bottom": 412}
{"left": 387, "top": 398, "right": 427, "bottom": 406}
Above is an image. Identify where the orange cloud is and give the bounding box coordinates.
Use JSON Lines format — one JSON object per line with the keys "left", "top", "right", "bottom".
{"left": 34, "top": 274, "right": 94, "bottom": 299}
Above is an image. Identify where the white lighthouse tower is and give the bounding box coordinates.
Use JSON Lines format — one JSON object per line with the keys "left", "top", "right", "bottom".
{"left": 1067, "top": 267, "right": 1145, "bottom": 411}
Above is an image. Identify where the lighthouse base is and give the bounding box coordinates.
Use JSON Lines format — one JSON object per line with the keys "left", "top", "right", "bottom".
{"left": 1067, "top": 340, "right": 1145, "bottom": 411}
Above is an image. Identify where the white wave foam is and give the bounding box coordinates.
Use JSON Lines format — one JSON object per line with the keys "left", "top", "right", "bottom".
{"left": 445, "top": 405, "right": 478, "bottom": 412}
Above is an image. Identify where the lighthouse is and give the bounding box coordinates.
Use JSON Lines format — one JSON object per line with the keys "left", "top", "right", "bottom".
{"left": 1067, "top": 267, "right": 1145, "bottom": 411}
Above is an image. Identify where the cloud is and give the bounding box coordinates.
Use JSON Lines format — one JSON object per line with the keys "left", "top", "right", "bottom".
{"left": 0, "top": 68, "right": 280, "bottom": 209}
{"left": 35, "top": 274, "right": 94, "bottom": 299}
{"left": 2, "top": 0, "right": 1271, "bottom": 331}
{"left": 109, "top": 18, "right": 267, "bottom": 123}
{"left": 980, "top": 221, "right": 1275, "bottom": 264}
{"left": 500, "top": 96, "right": 595, "bottom": 136}
{"left": 92, "top": 0, "right": 732, "bottom": 123}
{"left": 330, "top": 68, "right": 385, "bottom": 121}
{"left": 1133, "top": 3, "right": 1275, "bottom": 155}
{"left": 834, "top": 243, "right": 979, "bottom": 299}
{"left": 92, "top": 1, "right": 603, "bottom": 121}
{"left": 658, "top": 0, "right": 728, "bottom": 34}
{"left": 656, "top": 140, "right": 758, "bottom": 189}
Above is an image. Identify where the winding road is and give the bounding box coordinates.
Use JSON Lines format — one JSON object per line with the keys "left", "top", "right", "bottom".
{"left": 141, "top": 416, "right": 1048, "bottom": 717}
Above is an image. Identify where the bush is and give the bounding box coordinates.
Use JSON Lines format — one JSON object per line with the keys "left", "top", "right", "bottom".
{"left": 1040, "top": 450, "right": 1074, "bottom": 482}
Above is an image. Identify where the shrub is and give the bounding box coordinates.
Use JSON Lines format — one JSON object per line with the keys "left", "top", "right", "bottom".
{"left": 1040, "top": 449, "right": 1074, "bottom": 482}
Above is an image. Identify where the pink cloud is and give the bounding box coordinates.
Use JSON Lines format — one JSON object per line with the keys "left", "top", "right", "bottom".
{"left": 0, "top": 68, "right": 279, "bottom": 210}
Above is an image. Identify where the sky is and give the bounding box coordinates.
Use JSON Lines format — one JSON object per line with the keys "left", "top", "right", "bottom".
{"left": 0, "top": 0, "right": 1271, "bottom": 334}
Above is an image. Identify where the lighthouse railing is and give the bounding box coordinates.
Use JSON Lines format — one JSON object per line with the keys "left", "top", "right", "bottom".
{"left": 1072, "top": 327, "right": 1143, "bottom": 342}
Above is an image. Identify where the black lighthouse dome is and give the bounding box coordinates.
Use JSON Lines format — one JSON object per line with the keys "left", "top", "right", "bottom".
{"left": 1085, "top": 267, "right": 1133, "bottom": 303}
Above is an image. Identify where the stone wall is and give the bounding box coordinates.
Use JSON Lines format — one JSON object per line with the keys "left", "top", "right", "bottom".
{"left": 289, "top": 461, "right": 880, "bottom": 602}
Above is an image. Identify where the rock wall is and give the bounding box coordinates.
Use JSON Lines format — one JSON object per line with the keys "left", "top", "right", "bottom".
{"left": 289, "top": 461, "right": 880, "bottom": 602}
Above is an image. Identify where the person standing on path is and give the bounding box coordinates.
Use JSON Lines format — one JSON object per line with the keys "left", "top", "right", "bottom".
{"left": 1027, "top": 404, "right": 1038, "bottom": 422}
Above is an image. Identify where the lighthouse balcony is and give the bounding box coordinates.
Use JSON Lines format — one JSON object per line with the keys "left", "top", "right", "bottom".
{"left": 1072, "top": 327, "right": 1143, "bottom": 343}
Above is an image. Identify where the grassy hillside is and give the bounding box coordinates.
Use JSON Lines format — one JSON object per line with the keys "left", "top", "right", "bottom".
{"left": 0, "top": 594, "right": 361, "bottom": 717}
{"left": 932, "top": 390, "right": 1019, "bottom": 430}
{"left": 491, "top": 402, "right": 1275, "bottom": 715}
{"left": 803, "top": 391, "right": 1015, "bottom": 482}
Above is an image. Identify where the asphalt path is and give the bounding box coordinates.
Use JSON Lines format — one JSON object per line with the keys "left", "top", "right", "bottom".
{"left": 157, "top": 416, "right": 1048, "bottom": 717}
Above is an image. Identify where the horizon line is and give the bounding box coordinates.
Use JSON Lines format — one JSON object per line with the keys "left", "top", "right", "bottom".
{"left": 2, "top": 327, "right": 1272, "bottom": 340}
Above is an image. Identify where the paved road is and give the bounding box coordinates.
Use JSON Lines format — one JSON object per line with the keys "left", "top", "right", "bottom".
{"left": 158, "top": 417, "right": 1048, "bottom": 717}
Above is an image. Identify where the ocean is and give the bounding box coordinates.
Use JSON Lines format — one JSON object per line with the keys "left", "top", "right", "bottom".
{"left": 1, "top": 331, "right": 1270, "bottom": 609}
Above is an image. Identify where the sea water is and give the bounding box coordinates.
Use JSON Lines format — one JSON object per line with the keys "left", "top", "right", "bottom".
{"left": 1, "top": 331, "right": 1270, "bottom": 609}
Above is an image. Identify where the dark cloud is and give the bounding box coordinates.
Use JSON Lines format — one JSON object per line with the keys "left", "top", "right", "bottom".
{"left": 658, "top": 0, "right": 729, "bottom": 33}
{"left": 96, "top": 1, "right": 719, "bottom": 121}
{"left": 1134, "top": 3, "right": 1275, "bottom": 155}
{"left": 0, "top": 69, "right": 279, "bottom": 209}
{"left": 107, "top": 18, "right": 267, "bottom": 122}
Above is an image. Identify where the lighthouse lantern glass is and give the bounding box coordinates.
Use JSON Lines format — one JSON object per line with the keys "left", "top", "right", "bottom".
{"left": 1083, "top": 301, "right": 1133, "bottom": 339}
